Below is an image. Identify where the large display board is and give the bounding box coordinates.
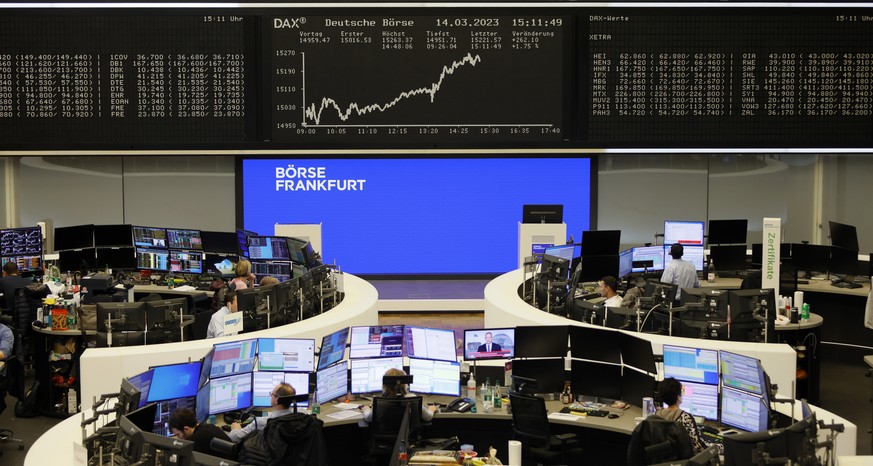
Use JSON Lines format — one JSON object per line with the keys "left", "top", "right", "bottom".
{"left": 2, "top": 6, "right": 872, "bottom": 149}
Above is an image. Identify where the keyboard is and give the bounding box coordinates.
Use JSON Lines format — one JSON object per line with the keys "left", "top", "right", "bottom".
{"left": 701, "top": 430, "right": 723, "bottom": 444}
{"left": 560, "top": 407, "right": 608, "bottom": 417}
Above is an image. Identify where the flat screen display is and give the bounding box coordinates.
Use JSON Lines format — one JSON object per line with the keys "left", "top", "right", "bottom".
{"left": 94, "top": 224, "right": 133, "bottom": 248}
{"left": 200, "top": 231, "right": 239, "bottom": 254}
{"left": 349, "top": 325, "right": 404, "bottom": 359}
{"left": 721, "top": 351, "right": 765, "bottom": 396}
{"left": 167, "top": 229, "right": 203, "bottom": 251}
{"left": 405, "top": 327, "right": 457, "bottom": 362}
{"left": 135, "top": 247, "right": 169, "bottom": 271}
{"left": 132, "top": 226, "right": 168, "bottom": 249}
{"left": 664, "top": 221, "right": 705, "bottom": 246}
{"left": 664, "top": 245, "right": 705, "bottom": 271}
{"left": 147, "top": 362, "right": 202, "bottom": 402}
{"left": 663, "top": 345, "right": 719, "bottom": 385}
{"left": 210, "top": 339, "right": 257, "bottom": 379}
{"left": 463, "top": 328, "right": 515, "bottom": 361}
{"left": 317, "top": 327, "right": 349, "bottom": 370}
{"left": 0, "top": 227, "right": 42, "bottom": 256}
{"left": 247, "top": 236, "right": 291, "bottom": 261}
{"left": 242, "top": 157, "right": 592, "bottom": 274}
{"left": 251, "top": 371, "right": 309, "bottom": 408}
{"left": 350, "top": 356, "right": 403, "bottom": 394}
{"left": 168, "top": 250, "right": 203, "bottom": 274}
{"left": 317, "top": 361, "right": 349, "bottom": 405}
{"left": 207, "top": 373, "right": 253, "bottom": 415}
{"left": 514, "top": 326, "right": 568, "bottom": 359}
{"left": 632, "top": 246, "right": 665, "bottom": 272}
{"left": 126, "top": 369, "right": 154, "bottom": 409}
{"left": 681, "top": 381, "right": 719, "bottom": 421}
{"left": 720, "top": 387, "right": 769, "bottom": 432}
{"left": 408, "top": 358, "right": 461, "bottom": 397}
{"left": 54, "top": 224, "right": 94, "bottom": 251}
{"left": 257, "top": 338, "right": 315, "bottom": 372}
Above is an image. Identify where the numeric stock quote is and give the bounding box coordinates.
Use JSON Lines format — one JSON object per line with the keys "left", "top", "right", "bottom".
{"left": 2, "top": 7, "right": 873, "bottom": 149}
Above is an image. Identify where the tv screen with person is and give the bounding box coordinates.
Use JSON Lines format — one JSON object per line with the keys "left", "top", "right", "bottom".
{"left": 463, "top": 328, "right": 515, "bottom": 361}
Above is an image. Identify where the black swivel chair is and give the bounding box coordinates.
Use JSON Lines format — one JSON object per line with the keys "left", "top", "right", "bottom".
{"left": 0, "top": 316, "right": 26, "bottom": 455}
{"left": 367, "top": 396, "right": 423, "bottom": 465}
{"left": 627, "top": 415, "right": 695, "bottom": 466}
{"left": 508, "top": 392, "right": 584, "bottom": 465}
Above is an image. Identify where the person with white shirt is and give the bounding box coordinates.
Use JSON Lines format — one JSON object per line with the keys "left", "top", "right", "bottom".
{"left": 206, "top": 290, "right": 238, "bottom": 338}
{"left": 227, "top": 382, "right": 296, "bottom": 443}
{"left": 599, "top": 275, "right": 623, "bottom": 309}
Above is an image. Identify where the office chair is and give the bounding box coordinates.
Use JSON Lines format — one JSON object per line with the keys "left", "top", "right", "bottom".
{"left": 626, "top": 415, "right": 695, "bottom": 466}
{"left": 0, "top": 316, "right": 26, "bottom": 455}
{"left": 366, "top": 396, "right": 423, "bottom": 465}
{"left": 508, "top": 392, "right": 583, "bottom": 465}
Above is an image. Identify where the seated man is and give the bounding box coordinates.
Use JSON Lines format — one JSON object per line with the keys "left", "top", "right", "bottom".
{"left": 206, "top": 290, "right": 238, "bottom": 338}
{"left": 227, "top": 382, "right": 296, "bottom": 442}
{"left": 168, "top": 407, "right": 233, "bottom": 457}
{"left": 599, "top": 276, "right": 623, "bottom": 308}
{"left": 0, "top": 321, "right": 13, "bottom": 413}
{"left": 0, "top": 262, "right": 33, "bottom": 312}
{"left": 361, "top": 368, "right": 437, "bottom": 424}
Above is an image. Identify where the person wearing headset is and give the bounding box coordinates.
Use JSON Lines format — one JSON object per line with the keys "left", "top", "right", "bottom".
{"left": 660, "top": 243, "right": 699, "bottom": 303}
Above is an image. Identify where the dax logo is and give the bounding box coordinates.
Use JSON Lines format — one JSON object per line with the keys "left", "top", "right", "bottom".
{"left": 274, "top": 17, "right": 305, "bottom": 28}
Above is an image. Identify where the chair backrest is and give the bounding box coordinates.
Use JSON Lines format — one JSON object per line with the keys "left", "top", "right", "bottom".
{"left": 508, "top": 392, "right": 551, "bottom": 448}
{"left": 627, "top": 415, "right": 695, "bottom": 466}
{"left": 370, "top": 396, "right": 423, "bottom": 449}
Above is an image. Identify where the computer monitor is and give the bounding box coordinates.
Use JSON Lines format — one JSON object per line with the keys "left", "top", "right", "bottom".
{"left": 791, "top": 244, "right": 831, "bottom": 274}
{"left": 710, "top": 245, "right": 748, "bottom": 272}
{"left": 632, "top": 246, "right": 666, "bottom": 272}
{"left": 203, "top": 253, "right": 237, "bottom": 278}
{"left": 194, "top": 382, "right": 210, "bottom": 423}
{"left": 408, "top": 358, "right": 461, "bottom": 396}
{"left": 96, "top": 247, "right": 137, "bottom": 270}
{"left": 210, "top": 339, "right": 257, "bottom": 378}
{"left": 644, "top": 280, "right": 678, "bottom": 304}
{"left": 522, "top": 204, "right": 563, "bottom": 224}
{"left": 511, "top": 358, "right": 566, "bottom": 394}
{"left": 251, "top": 371, "right": 310, "bottom": 408}
{"left": 247, "top": 236, "right": 291, "bottom": 261}
{"left": 543, "top": 244, "right": 577, "bottom": 262}
{"left": 515, "top": 325, "right": 568, "bottom": 359}
{"left": 785, "top": 402, "right": 817, "bottom": 464}
{"left": 54, "top": 224, "right": 95, "bottom": 251}
{"left": 257, "top": 338, "right": 315, "bottom": 372}
{"left": 750, "top": 243, "right": 793, "bottom": 266}
{"left": 317, "top": 327, "right": 349, "bottom": 370}
{"left": 664, "top": 220, "right": 705, "bottom": 246}
{"left": 116, "top": 408, "right": 150, "bottom": 464}
{"left": 145, "top": 298, "right": 189, "bottom": 331}
{"left": 0, "top": 227, "right": 42, "bottom": 256}
{"left": 135, "top": 247, "right": 169, "bottom": 271}
{"left": 680, "top": 381, "right": 719, "bottom": 421}
{"left": 96, "top": 302, "right": 146, "bottom": 332}
{"left": 578, "top": 254, "right": 619, "bottom": 282}
{"left": 3, "top": 254, "right": 41, "bottom": 273}
{"left": 94, "top": 224, "right": 133, "bottom": 248}
{"left": 59, "top": 248, "right": 96, "bottom": 272}
{"left": 284, "top": 237, "right": 309, "bottom": 265}
{"left": 618, "top": 248, "right": 633, "bottom": 278}
{"left": 720, "top": 387, "right": 771, "bottom": 433}
{"left": 236, "top": 229, "right": 256, "bottom": 258}
{"left": 540, "top": 254, "right": 570, "bottom": 281}
{"left": 140, "top": 430, "right": 195, "bottom": 466}
{"left": 727, "top": 289, "right": 776, "bottom": 343}
{"left": 829, "top": 246, "right": 860, "bottom": 278}
{"left": 707, "top": 219, "right": 749, "bottom": 246}
{"left": 581, "top": 230, "right": 621, "bottom": 256}
{"left": 350, "top": 356, "right": 404, "bottom": 394}
{"left": 132, "top": 226, "right": 168, "bottom": 249}
{"left": 664, "top": 245, "right": 705, "bottom": 270}
{"left": 126, "top": 369, "right": 155, "bottom": 409}
{"left": 828, "top": 220, "right": 859, "bottom": 251}
{"left": 568, "top": 298, "right": 601, "bottom": 324}
{"left": 207, "top": 373, "right": 253, "bottom": 415}
{"left": 571, "top": 360, "right": 622, "bottom": 400}
{"left": 349, "top": 325, "right": 405, "bottom": 359}
{"left": 199, "top": 348, "right": 214, "bottom": 389}
{"left": 237, "top": 284, "right": 277, "bottom": 316}
{"left": 720, "top": 350, "right": 766, "bottom": 396}
{"left": 96, "top": 331, "right": 145, "bottom": 348}
{"left": 200, "top": 231, "right": 239, "bottom": 254}
{"left": 193, "top": 452, "right": 241, "bottom": 466}
{"left": 569, "top": 325, "right": 621, "bottom": 364}
{"left": 405, "top": 326, "right": 457, "bottom": 362}
{"left": 118, "top": 378, "right": 142, "bottom": 415}
{"left": 316, "top": 360, "right": 348, "bottom": 404}
{"left": 301, "top": 242, "right": 319, "bottom": 269}
{"left": 621, "top": 368, "right": 655, "bottom": 407}
{"left": 463, "top": 328, "right": 515, "bottom": 361}
{"left": 251, "top": 260, "right": 292, "bottom": 283}
{"left": 168, "top": 250, "right": 204, "bottom": 274}
{"left": 618, "top": 333, "right": 656, "bottom": 374}
{"left": 662, "top": 345, "right": 719, "bottom": 385}
{"left": 146, "top": 361, "right": 203, "bottom": 403}
{"left": 167, "top": 228, "right": 203, "bottom": 251}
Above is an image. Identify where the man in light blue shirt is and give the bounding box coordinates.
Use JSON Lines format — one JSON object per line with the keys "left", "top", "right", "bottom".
{"left": 660, "top": 243, "right": 699, "bottom": 301}
{"left": 227, "top": 382, "right": 296, "bottom": 442}
{"left": 206, "top": 290, "right": 238, "bottom": 338}
{"left": 0, "top": 322, "right": 13, "bottom": 374}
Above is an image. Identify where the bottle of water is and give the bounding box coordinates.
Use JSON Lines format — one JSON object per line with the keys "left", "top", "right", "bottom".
{"left": 467, "top": 373, "right": 477, "bottom": 413}
{"left": 398, "top": 437, "right": 408, "bottom": 466}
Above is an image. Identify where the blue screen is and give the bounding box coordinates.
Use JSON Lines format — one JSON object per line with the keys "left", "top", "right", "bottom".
{"left": 127, "top": 369, "right": 154, "bottom": 409}
{"left": 242, "top": 157, "right": 592, "bottom": 274}
{"left": 147, "top": 362, "right": 202, "bottom": 402}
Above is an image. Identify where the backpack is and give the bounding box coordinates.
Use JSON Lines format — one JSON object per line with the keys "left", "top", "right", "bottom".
{"left": 263, "top": 412, "right": 328, "bottom": 466}
{"left": 14, "top": 380, "right": 40, "bottom": 418}
{"left": 237, "top": 429, "right": 270, "bottom": 466}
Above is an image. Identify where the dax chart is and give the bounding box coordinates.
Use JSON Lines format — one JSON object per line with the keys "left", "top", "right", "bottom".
{"left": 268, "top": 15, "right": 568, "bottom": 144}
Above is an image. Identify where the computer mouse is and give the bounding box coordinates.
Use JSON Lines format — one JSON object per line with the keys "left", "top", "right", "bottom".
{"left": 607, "top": 414, "right": 619, "bottom": 419}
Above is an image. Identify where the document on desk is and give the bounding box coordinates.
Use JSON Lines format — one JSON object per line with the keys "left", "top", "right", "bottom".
{"left": 333, "top": 403, "right": 362, "bottom": 410}
{"left": 548, "top": 412, "right": 583, "bottom": 422}
{"left": 327, "top": 410, "right": 363, "bottom": 420}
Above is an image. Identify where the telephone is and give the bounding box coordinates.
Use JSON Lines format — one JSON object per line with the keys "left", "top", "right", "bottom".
{"left": 446, "top": 397, "right": 473, "bottom": 413}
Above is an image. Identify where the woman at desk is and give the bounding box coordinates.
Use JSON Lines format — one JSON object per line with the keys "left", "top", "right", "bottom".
{"left": 230, "top": 259, "right": 256, "bottom": 290}
{"left": 654, "top": 378, "right": 722, "bottom": 454}
{"left": 361, "top": 368, "right": 437, "bottom": 424}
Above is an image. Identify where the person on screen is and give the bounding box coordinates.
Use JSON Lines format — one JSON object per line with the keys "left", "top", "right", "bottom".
{"left": 0, "top": 261, "right": 32, "bottom": 312}
{"left": 168, "top": 407, "right": 233, "bottom": 457}
{"left": 227, "top": 382, "right": 296, "bottom": 443}
{"left": 476, "top": 332, "right": 502, "bottom": 353}
{"left": 259, "top": 276, "right": 280, "bottom": 287}
{"left": 361, "top": 368, "right": 437, "bottom": 424}
{"left": 654, "top": 378, "right": 722, "bottom": 454}
{"left": 230, "top": 259, "right": 255, "bottom": 290}
{"left": 660, "top": 243, "right": 699, "bottom": 302}
{"left": 599, "top": 276, "right": 623, "bottom": 308}
{"left": 206, "top": 290, "right": 238, "bottom": 338}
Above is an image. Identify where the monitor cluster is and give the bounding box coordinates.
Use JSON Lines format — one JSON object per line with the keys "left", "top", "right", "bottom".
{"left": 0, "top": 226, "right": 43, "bottom": 273}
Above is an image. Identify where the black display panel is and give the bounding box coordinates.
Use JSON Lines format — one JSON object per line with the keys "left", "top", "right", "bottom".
{"left": 584, "top": 9, "right": 873, "bottom": 148}
{"left": 268, "top": 13, "right": 568, "bottom": 145}
{"left": 0, "top": 13, "right": 257, "bottom": 147}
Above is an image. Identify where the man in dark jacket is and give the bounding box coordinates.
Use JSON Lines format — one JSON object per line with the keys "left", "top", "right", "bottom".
{"left": 168, "top": 408, "right": 233, "bottom": 458}
{"left": 0, "top": 262, "right": 32, "bottom": 313}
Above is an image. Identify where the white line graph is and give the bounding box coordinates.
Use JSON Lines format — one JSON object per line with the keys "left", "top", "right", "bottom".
{"left": 302, "top": 52, "right": 488, "bottom": 127}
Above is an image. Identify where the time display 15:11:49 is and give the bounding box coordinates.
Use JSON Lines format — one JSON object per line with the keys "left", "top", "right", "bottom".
{"left": 512, "top": 18, "right": 563, "bottom": 27}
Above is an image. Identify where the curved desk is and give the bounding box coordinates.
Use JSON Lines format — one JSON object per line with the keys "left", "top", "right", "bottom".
{"left": 78, "top": 273, "right": 379, "bottom": 409}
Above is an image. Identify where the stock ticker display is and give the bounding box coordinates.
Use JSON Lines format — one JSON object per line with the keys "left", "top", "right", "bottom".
{"left": 1, "top": 7, "right": 873, "bottom": 149}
